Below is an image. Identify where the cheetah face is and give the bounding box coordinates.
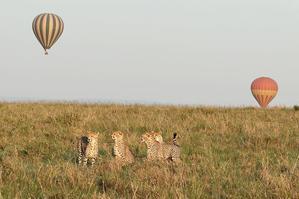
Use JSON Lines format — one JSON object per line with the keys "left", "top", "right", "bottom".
{"left": 86, "top": 131, "right": 98, "bottom": 143}
{"left": 151, "top": 131, "right": 163, "bottom": 143}
{"left": 111, "top": 131, "right": 123, "bottom": 141}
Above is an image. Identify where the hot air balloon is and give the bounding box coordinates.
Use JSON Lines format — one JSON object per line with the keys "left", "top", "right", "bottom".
{"left": 32, "top": 13, "right": 64, "bottom": 55}
{"left": 251, "top": 77, "right": 278, "bottom": 108}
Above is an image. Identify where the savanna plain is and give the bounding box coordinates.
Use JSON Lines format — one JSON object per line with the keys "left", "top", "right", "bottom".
{"left": 0, "top": 103, "right": 298, "bottom": 198}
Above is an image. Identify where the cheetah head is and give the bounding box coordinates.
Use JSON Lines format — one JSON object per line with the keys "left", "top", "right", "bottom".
{"left": 111, "top": 131, "right": 124, "bottom": 141}
{"left": 150, "top": 131, "right": 163, "bottom": 143}
{"left": 87, "top": 131, "right": 99, "bottom": 143}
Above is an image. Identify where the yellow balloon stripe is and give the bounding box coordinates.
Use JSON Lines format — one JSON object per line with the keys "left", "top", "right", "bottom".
{"left": 46, "top": 14, "right": 53, "bottom": 47}
{"left": 41, "top": 14, "right": 48, "bottom": 48}
{"left": 251, "top": 89, "right": 277, "bottom": 96}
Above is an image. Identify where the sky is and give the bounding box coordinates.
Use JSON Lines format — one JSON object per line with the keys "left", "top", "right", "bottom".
{"left": 0, "top": 0, "right": 298, "bottom": 106}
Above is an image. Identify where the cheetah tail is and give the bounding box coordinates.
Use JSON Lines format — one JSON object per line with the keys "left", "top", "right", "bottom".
{"left": 173, "top": 133, "right": 179, "bottom": 146}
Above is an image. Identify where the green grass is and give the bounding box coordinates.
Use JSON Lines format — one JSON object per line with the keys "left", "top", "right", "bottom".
{"left": 0, "top": 103, "right": 298, "bottom": 198}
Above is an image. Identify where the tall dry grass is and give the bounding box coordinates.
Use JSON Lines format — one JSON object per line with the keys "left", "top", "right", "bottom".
{"left": 0, "top": 103, "right": 298, "bottom": 198}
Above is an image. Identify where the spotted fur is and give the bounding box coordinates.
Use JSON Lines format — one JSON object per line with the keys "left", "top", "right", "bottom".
{"left": 111, "top": 131, "right": 134, "bottom": 165}
{"left": 77, "top": 131, "right": 98, "bottom": 166}
{"left": 141, "top": 132, "right": 181, "bottom": 162}
{"left": 141, "top": 132, "right": 161, "bottom": 160}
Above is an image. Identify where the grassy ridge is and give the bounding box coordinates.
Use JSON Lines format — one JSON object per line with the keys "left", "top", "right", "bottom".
{"left": 0, "top": 103, "right": 298, "bottom": 198}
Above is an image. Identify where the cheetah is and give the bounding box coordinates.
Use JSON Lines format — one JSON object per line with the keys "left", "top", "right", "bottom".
{"left": 111, "top": 131, "right": 134, "bottom": 165}
{"left": 141, "top": 132, "right": 181, "bottom": 162}
{"left": 77, "top": 131, "right": 98, "bottom": 166}
{"left": 141, "top": 132, "right": 161, "bottom": 161}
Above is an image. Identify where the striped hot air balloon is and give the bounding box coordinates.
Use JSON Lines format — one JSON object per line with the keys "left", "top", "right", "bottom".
{"left": 32, "top": 13, "right": 64, "bottom": 55}
{"left": 251, "top": 77, "right": 278, "bottom": 108}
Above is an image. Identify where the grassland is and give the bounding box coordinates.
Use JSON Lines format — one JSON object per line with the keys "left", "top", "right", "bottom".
{"left": 0, "top": 103, "right": 298, "bottom": 198}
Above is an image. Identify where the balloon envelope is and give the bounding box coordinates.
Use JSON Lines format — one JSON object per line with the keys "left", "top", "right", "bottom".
{"left": 251, "top": 77, "right": 278, "bottom": 108}
{"left": 32, "top": 13, "right": 64, "bottom": 55}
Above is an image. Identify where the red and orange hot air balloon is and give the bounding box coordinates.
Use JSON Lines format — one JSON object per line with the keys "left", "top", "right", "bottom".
{"left": 251, "top": 77, "right": 278, "bottom": 108}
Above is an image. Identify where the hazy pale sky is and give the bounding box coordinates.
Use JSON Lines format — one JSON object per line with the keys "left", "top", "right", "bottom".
{"left": 0, "top": 0, "right": 298, "bottom": 106}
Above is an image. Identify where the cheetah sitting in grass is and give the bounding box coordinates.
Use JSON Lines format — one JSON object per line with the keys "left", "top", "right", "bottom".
{"left": 77, "top": 131, "right": 99, "bottom": 166}
{"left": 141, "top": 132, "right": 181, "bottom": 163}
{"left": 111, "top": 131, "right": 134, "bottom": 165}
